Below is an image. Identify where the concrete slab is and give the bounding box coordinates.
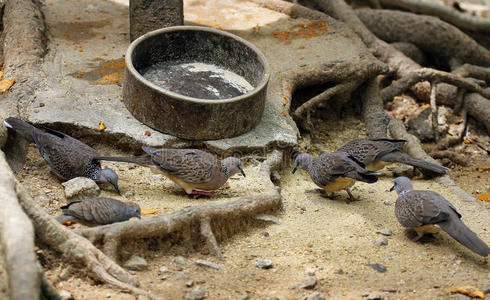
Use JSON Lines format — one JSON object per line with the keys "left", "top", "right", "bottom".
{"left": 22, "top": 0, "right": 371, "bottom": 153}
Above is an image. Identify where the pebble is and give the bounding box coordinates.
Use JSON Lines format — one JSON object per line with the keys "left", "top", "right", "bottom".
{"left": 376, "top": 229, "right": 392, "bottom": 236}
{"left": 186, "top": 280, "right": 194, "bottom": 287}
{"left": 184, "top": 285, "right": 209, "bottom": 300}
{"left": 298, "top": 276, "right": 317, "bottom": 289}
{"left": 256, "top": 259, "right": 273, "bottom": 269}
{"left": 158, "top": 266, "right": 169, "bottom": 274}
{"left": 62, "top": 177, "right": 100, "bottom": 200}
{"left": 59, "top": 289, "right": 74, "bottom": 300}
{"left": 368, "top": 263, "right": 387, "bottom": 273}
{"left": 366, "top": 292, "right": 384, "bottom": 300}
{"left": 195, "top": 259, "right": 220, "bottom": 270}
{"left": 123, "top": 255, "right": 148, "bottom": 271}
{"left": 173, "top": 256, "right": 188, "bottom": 266}
{"left": 304, "top": 292, "right": 325, "bottom": 300}
{"left": 375, "top": 237, "right": 388, "bottom": 246}
{"left": 34, "top": 194, "right": 50, "bottom": 207}
{"left": 106, "top": 294, "right": 111, "bottom": 298}
{"left": 305, "top": 268, "right": 316, "bottom": 276}
{"left": 237, "top": 295, "right": 251, "bottom": 300}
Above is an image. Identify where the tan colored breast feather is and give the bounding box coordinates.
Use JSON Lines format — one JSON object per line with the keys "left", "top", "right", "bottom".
{"left": 323, "top": 177, "right": 356, "bottom": 194}
{"left": 414, "top": 224, "right": 441, "bottom": 234}
{"left": 365, "top": 160, "right": 392, "bottom": 171}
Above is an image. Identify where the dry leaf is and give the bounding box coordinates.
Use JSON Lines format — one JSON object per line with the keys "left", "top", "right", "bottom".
{"left": 446, "top": 286, "right": 484, "bottom": 298}
{"left": 464, "top": 139, "right": 471, "bottom": 144}
{"left": 481, "top": 166, "right": 489, "bottom": 171}
{"left": 0, "top": 79, "right": 15, "bottom": 93}
{"left": 145, "top": 130, "right": 151, "bottom": 136}
{"left": 141, "top": 207, "right": 161, "bottom": 215}
{"left": 477, "top": 194, "right": 490, "bottom": 202}
{"left": 98, "top": 121, "right": 106, "bottom": 131}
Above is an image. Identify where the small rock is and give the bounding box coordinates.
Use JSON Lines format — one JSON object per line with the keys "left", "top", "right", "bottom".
{"left": 173, "top": 256, "right": 187, "bottom": 266}
{"left": 237, "top": 295, "right": 251, "bottom": 300}
{"left": 59, "top": 289, "right": 74, "bottom": 300}
{"left": 408, "top": 107, "right": 434, "bottom": 142}
{"left": 123, "top": 255, "right": 148, "bottom": 271}
{"left": 304, "top": 292, "right": 326, "bottom": 300}
{"left": 376, "top": 229, "right": 392, "bottom": 236}
{"left": 256, "top": 259, "right": 273, "bottom": 269}
{"left": 368, "top": 263, "right": 387, "bottom": 273}
{"left": 298, "top": 276, "right": 317, "bottom": 289}
{"left": 375, "top": 237, "right": 388, "bottom": 246}
{"left": 195, "top": 259, "right": 220, "bottom": 270}
{"left": 34, "top": 194, "right": 50, "bottom": 207}
{"left": 158, "top": 266, "right": 169, "bottom": 273}
{"left": 305, "top": 268, "right": 316, "bottom": 276}
{"left": 106, "top": 294, "right": 111, "bottom": 298}
{"left": 62, "top": 177, "right": 100, "bottom": 200}
{"left": 366, "top": 292, "right": 384, "bottom": 300}
{"left": 255, "top": 214, "right": 280, "bottom": 225}
{"left": 185, "top": 285, "right": 209, "bottom": 300}
{"left": 186, "top": 280, "right": 194, "bottom": 287}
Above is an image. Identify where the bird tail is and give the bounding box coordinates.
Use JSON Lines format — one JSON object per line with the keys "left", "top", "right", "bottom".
{"left": 3, "top": 117, "right": 38, "bottom": 143}
{"left": 380, "top": 151, "right": 449, "bottom": 174}
{"left": 438, "top": 218, "right": 490, "bottom": 257}
{"left": 94, "top": 155, "right": 153, "bottom": 165}
{"left": 357, "top": 170, "right": 382, "bottom": 183}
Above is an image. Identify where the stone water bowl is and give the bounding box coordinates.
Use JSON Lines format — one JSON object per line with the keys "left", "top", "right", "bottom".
{"left": 123, "top": 26, "right": 270, "bottom": 140}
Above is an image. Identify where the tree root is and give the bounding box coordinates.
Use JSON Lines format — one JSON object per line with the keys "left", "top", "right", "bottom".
{"left": 453, "top": 64, "right": 490, "bottom": 83}
{"left": 380, "top": 68, "right": 490, "bottom": 103}
{"left": 13, "top": 170, "right": 163, "bottom": 299}
{"left": 378, "top": 0, "right": 490, "bottom": 34}
{"left": 356, "top": 9, "right": 490, "bottom": 67}
{"left": 74, "top": 150, "right": 283, "bottom": 260}
{"left": 430, "top": 150, "right": 468, "bottom": 166}
{"left": 0, "top": 152, "right": 40, "bottom": 300}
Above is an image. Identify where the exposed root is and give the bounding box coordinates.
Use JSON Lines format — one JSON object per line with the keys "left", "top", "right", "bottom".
{"left": 453, "top": 64, "right": 490, "bottom": 83}
{"left": 75, "top": 151, "right": 283, "bottom": 260}
{"left": 0, "top": 152, "right": 40, "bottom": 300}
{"left": 378, "top": 0, "right": 490, "bottom": 33}
{"left": 362, "top": 78, "right": 390, "bottom": 138}
{"left": 356, "top": 9, "right": 490, "bottom": 67}
{"left": 13, "top": 173, "right": 163, "bottom": 299}
{"left": 430, "top": 150, "right": 468, "bottom": 166}
{"left": 429, "top": 81, "right": 440, "bottom": 142}
{"left": 463, "top": 93, "right": 490, "bottom": 134}
{"left": 380, "top": 68, "right": 490, "bottom": 103}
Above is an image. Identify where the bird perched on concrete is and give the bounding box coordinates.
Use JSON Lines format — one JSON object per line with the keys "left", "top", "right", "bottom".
{"left": 338, "top": 138, "right": 448, "bottom": 174}
{"left": 55, "top": 197, "right": 141, "bottom": 226}
{"left": 96, "top": 146, "right": 246, "bottom": 196}
{"left": 3, "top": 117, "right": 119, "bottom": 192}
{"left": 293, "top": 151, "right": 381, "bottom": 203}
{"left": 390, "top": 176, "right": 489, "bottom": 257}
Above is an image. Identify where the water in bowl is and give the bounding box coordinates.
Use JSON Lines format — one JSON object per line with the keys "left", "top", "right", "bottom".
{"left": 141, "top": 62, "right": 254, "bottom": 100}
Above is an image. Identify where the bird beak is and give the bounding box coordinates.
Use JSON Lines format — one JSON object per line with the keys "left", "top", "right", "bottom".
{"left": 136, "top": 215, "right": 142, "bottom": 219}
{"left": 292, "top": 166, "right": 298, "bottom": 174}
{"left": 239, "top": 166, "right": 246, "bottom": 177}
{"left": 112, "top": 183, "right": 120, "bottom": 194}
{"left": 389, "top": 185, "right": 395, "bottom": 192}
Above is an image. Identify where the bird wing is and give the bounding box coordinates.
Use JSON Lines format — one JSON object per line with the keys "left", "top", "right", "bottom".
{"left": 151, "top": 149, "right": 217, "bottom": 183}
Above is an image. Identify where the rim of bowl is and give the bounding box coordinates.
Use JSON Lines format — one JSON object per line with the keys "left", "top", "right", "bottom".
{"left": 125, "top": 25, "right": 271, "bottom": 105}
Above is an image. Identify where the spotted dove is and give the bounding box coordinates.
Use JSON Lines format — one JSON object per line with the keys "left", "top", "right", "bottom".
{"left": 293, "top": 151, "right": 381, "bottom": 203}
{"left": 390, "top": 176, "right": 489, "bottom": 257}
{"left": 3, "top": 117, "right": 119, "bottom": 192}
{"left": 55, "top": 197, "right": 141, "bottom": 226}
{"left": 338, "top": 138, "right": 448, "bottom": 174}
{"left": 96, "top": 146, "right": 245, "bottom": 196}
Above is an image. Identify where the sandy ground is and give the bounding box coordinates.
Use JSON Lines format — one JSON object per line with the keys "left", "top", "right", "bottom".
{"left": 12, "top": 115, "right": 489, "bottom": 300}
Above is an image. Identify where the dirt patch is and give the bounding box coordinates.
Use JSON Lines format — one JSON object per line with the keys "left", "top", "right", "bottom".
{"left": 12, "top": 114, "right": 489, "bottom": 300}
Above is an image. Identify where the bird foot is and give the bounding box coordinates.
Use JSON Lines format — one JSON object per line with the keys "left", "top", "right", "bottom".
{"left": 410, "top": 233, "right": 425, "bottom": 243}
{"left": 345, "top": 188, "right": 358, "bottom": 204}
{"left": 190, "top": 190, "right": 214, "bottom": 198}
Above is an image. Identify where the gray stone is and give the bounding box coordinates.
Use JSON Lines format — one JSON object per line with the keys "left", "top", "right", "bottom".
{"left": 305, "top": 268, "right": 316, "bottom": 276}
{"left": 186, "top": 280, "right": 194, "bottom": 287}
{"left": 238, "top": 295, "right": 251, "bottom": 300}
{"left": 185, "top": 285, "right": 209, "bottom": 300}
{"left": 123, "top": 255, "right": 148, "bottom": 271}
{"left": 173, "top": 256, "right": 187, "bottom": 266}
{"left": 375, "top": 237, "right": 388, "bottom": 246}
{"left": 195, "top": 259, "right": 220, "bottom": 270}
{"left": 376, "top": 229, "right": 392, "bottom": 236}
{"left": 408, "top": 107, "right": 434, "bottom": 142}
{"left": 255, "top": 214, "right": 280, "bottom": 225}
{"left": 368, "top": 263, "right": 387, "bottom": 273}
{"left": 158, "top": 266, "right": 169, "bottom": 274}
{"left": 256, "top": 259, "right": 273, "bottom": 269}
{"left": 62, "top": 177, "right": 100, "bottom": 201}
{"left": 34, "top": 194, "right": 50, "bottom": 207}
{"left": 298, "top": 276, "right": 317, "bottom": 290}
{"left": 366, "top": 292, "right": 384, "bottom": 300}
{"left": 59, "top": 289, "right": 74, "bottom": 300}
{"left": 304, "top": 292, "right": 326, "bottom": 300}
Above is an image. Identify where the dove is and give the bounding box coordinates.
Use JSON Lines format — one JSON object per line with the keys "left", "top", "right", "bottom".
{"left": 293, "top": 151, "right": 381, "bottom": 203}
{"left": 3, "top": 117, "right": 119, "bottom": 192}
{"left": 338, "top": 138, "right": 448, "bottom": 174}
{"left": 96, "top": 146, "right": 245, "bottom": 196}
{"left": 55, "top": 197, "right": 141, "bottom": 226}
{"left": 390, "top": 177, "right": 490, "bottom": 257}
